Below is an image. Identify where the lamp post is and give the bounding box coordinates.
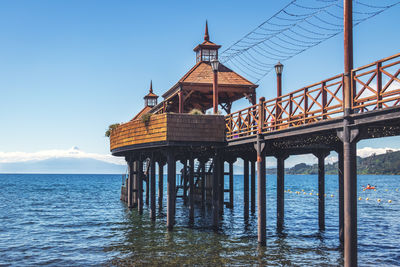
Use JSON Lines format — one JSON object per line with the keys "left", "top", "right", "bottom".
{"left": 275, "top": 62, "right": 284, "bottom": 126}
{"left": 211, "top": 58, "right": 220, "bottom": 114}
{"left": 275, "top": 62, "right": 283, "bottom": 97}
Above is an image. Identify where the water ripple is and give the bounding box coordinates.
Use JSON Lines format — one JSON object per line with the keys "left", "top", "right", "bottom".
{"left": 0, "top": 174, "right": 399, "bottom": 266}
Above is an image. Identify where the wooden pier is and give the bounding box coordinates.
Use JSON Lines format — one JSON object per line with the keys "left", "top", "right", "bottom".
{"left": 110, "top": 4, "right": 400, "bottom": 266}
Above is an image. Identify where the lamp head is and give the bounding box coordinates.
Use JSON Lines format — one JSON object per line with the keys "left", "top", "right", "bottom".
{"left": 211, "top": 58, "right": 219, "bottom": 72}
{"left": 275, "top": 61, "right": 284, "bottom": 75}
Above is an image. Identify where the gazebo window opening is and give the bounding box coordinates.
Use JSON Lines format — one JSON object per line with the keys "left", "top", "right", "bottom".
{"left": 201, "top": 49, "right": 217, "bottom": 62}
{"left": 146, "top": 97, "right": 157, "bottom": 107}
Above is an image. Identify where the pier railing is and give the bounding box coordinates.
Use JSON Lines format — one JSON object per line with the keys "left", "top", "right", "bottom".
{"left": 226, "top": 53, "right": 400, "bottom": 140}
{"left": 352, "top": 53, "right": 400, "bottom": 112}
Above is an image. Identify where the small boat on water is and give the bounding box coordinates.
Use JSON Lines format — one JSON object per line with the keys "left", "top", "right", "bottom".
{"left": 363, "top": 184, "right": 376, "bottom": 190}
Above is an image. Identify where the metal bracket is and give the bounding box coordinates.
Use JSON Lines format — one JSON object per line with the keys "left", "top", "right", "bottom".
{"left": 274, "top": 153, "right": 289, "bottom": 161}
{"left": 312, "top": 150, "right": 330, "bottom": 159}
{"left": 337, "top": 127, "right": 359, "bottom": 143}
{"left": 253, "top": 140, "right": 266, "bottom": 154}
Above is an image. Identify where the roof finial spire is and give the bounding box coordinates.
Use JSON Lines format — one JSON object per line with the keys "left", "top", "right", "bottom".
{"left": 149, "top": 80, "right": 153, "bottom": 93}
{"left": 204, "top": 20, "right": 209, "bottom": 41}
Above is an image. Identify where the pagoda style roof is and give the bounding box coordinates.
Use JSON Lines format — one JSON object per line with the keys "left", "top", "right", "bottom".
{"left": 152, "top": 61, "right": 257, "bottom": 113}
{"left": 144, "top": 91, "right": 158, "bottom": 98}
{"left": 162, "top": 61, "right": 256, "bottom": 99}
{"left": 193, "top": 40, "right": 221, "bottom": 51}
{"left": 146, "top": 22, "right": 258, "bottom": 114}
{"left": 181, "top": 61, "right": 254, "bottom": 86}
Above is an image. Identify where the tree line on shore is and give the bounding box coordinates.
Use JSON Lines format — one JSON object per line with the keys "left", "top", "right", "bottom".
{"left": 266, "top": 150, "right": 400, "bottom": 175}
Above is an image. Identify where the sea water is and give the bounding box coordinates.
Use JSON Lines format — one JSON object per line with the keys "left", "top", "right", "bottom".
{"left": 0, "top": 174, "right": 399, "bottom": 266}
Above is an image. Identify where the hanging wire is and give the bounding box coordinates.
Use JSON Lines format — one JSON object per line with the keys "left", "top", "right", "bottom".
{"left": 220, "top": 0, "right": 400, "bottom": 83}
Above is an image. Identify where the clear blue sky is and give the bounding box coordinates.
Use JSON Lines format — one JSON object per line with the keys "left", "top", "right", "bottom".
{"left": 1, "top": 0, "right": 399, "bottom": 159}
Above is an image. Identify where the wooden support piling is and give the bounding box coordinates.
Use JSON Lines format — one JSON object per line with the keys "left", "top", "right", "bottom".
{"left": 150, "top": 157, "right": 156, "bottom": 220}
{"left": 133, "top": 161, "right": 138, "bottom": 206}
{"left": 128, "top": 159, "right": 134, "bottom": 208}
{"left": 219, "top": 158, "right": 224, "bottom": 214}
{"left": 338, "top": 148, "right": 344, "bottom": 243}
{"left": 338, "top": 118, "right": 359, "bottom": 266}
{"left": 138, "top": 160, "right": 143, "bottom": 214}
{"left": 343, "top": 129, "right": 358, "bottom": 267}
{"left": 212, "top": 151, "right": 220, "bottom": 228}
{"left": 183, "top": 160, "right": 188, "bottom": 204}
{"left": 318, "top": 155, "right": 325, "bottom": 230}
{"left": 189, "top": 157, "right": 194, "bottom": 222}
{"left": 251, "top": 160, "right": 256, "bottom": 213}
{"left": 276, "top": 156, "right": 285, "bottom": 232}
{"left": 167, "top": 151, "right": 176, "bottom": 230}
{"left": 125, "top": 178, "right": 128, "bottom": 203}
{"left": 229, "top": 161, "right": 234, "bottom": 209}
{"left": 256, "top": 139, "right": 266, "bottom": 245}
{"left": 316, "top": 152, "right": 329, "bottom": 231}
{"left": 158, "top": 161, "right": 164, "bottom": 211}
{"left": 343, "top": 0, "right": 357, "bottom": 264}
{"left": 243, "top": 159, "right": 249, "bottom": 220}
{"left": 200, "top": 160, "right": 206, "bottom": 207}
{"left": 146, "top": 164, "right": 149, "bottom": 206}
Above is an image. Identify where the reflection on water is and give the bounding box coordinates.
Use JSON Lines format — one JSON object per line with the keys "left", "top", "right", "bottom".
{"left": 0, "top": 174, "right": 399, "bottom": 266}
{"left": 108, "top": 199, "right": 343, "bottom": 266}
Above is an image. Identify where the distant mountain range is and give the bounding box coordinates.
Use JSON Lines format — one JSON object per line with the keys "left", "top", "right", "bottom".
{"left": 280, "top": 150, "right": 400, "bottom": 175}
{"left": 0, "top": 157, "right": 126, "bottom": 174}
{"left": 1, "top": 150, "right": 399, "bottom": 175}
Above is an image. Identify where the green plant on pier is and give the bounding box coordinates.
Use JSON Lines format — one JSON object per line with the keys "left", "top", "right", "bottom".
{"left": 105, "top": 123, "right": 120, "bottom": 137}
{"left": 189, "top": 109, "right": 203, "bottom": 115}
{"left": 141, "top": 113, "right": 152, "bottom": 124}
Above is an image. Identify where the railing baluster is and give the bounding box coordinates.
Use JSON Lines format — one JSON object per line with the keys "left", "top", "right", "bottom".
{"left": 238, "top": 111, "right": 242, "bottom": 136}
{"left": 377, "top": 61, "right": 382, "bottom": 109}
{"left": 304, "top": 88, "right": 308, "bottom": 124}
{"left": 322, "top": 81, "right": 327, "bottom": 119}
{"left": 258, "top": 98, "right": 265, "bottom": 134}
{"left": 228, "top": 115, "right": 232, "bottom": 139}
{"left": 275, "top": 97, "right": 280, "bottom": 130}
{"left": 289, "top": 93, "right": 293, "bottom": 127}
{"left": 350, "top": 71, "right": 358, "bottom": 112}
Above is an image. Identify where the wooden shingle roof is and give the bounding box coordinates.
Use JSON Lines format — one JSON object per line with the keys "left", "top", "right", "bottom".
{"left": 180, "top": 61, "right": 255, "bottom": 86}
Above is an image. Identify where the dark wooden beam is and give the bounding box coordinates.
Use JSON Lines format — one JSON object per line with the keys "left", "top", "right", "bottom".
{"left": 128, "top": 160, "right": 134, "bottom": 208}
{"left": 251, "top": 160, "right": 256, "bottom": 213}
{"left": 229, "top": 161, "right": 234, "bottom": 209}
{"left": 244, "top": 159, "right": 249, "bottom": 221}
{"left": 158, "top": 161, "right": 164, "bottom": 212}
{"left": 138, "top": 160, "right": 143, "bottom": 214}
{"left": 189, "top": 157, "right": 195, "bottom": 223}
{"left": 276, "top": 154, "right": 288, "bottom": 232}
{"left": 212, "top": 149, "right": 221, "bottom": 228}
{"left": 338, "top": 147, "right": 344, "bottom": 244}
{"left": 256, "top": 138, "right": 266, "bottom": 245}
{"left": 150, "top": 156, "right": 156, "bottom": 221}
{"left": 313, "top": 151, "right": 330, "bottom": 231}
{"left": 167, "top": 150, "right": 176, "bottom": 230}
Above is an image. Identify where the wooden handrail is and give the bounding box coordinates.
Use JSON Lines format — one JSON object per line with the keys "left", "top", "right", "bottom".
{"left": 225, "top": 53, "right": 400, "bottom": 140}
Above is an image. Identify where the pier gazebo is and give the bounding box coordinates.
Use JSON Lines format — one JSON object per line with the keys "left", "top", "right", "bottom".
{"left": 110, "top": 23, "right": 259, "bottom": 231}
